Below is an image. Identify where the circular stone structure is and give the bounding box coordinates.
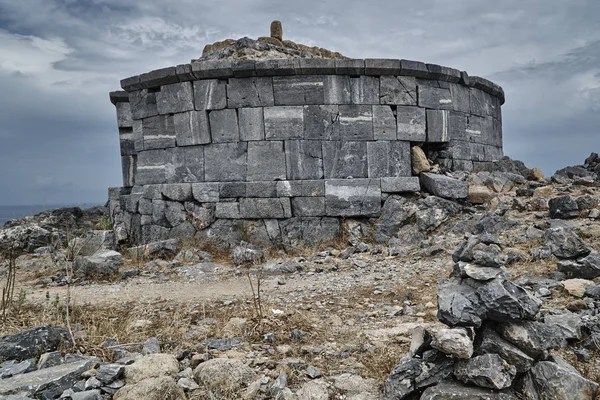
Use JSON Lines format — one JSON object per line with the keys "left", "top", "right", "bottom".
{"left": 108, "top": 57, "right": 504, "bottom": 247}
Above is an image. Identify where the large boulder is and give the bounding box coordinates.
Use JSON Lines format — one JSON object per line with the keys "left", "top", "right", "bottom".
{"left": 73, "top": 249, "right": 123, "bottom": 278}
{"left": 114, "top": 376, "right": 185, "bottom": 400}
{"left": 0, "top": 325, "right": 69, "bottom": 362}
{"left": 419, "top": 173, "right": 468, "bottom": 199}
{"left": 521, "top": 358, "right": 599, "bottom": 400}
{"left": 557, "top": 253, "right": 600, "bottom": 279}
{"left": 193, "top": 358, "right": 256, "bottom": 393}
{"left": 548, "top": 196, "right": 579, "bottom": 219}
{"left": 0, "top": 224, "right": 52, "bottom": 253}
{"left": 454, "top": 354, "right": 516, "bottom": 390}
{"left": 544, "top": 227, "right": 591, "bottom": 259}
{"left": 437, "top": 278, "right": 486, "bottom": 327}
{"left": 476, "top": 279, "right": 541, "bottom": 322}
{"left": 123, "top": 354, "right": 180, "bottom": 384}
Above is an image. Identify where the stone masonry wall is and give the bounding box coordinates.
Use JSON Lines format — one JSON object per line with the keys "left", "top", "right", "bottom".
{"left": 108, "top": 58, "right": 504, "bottom": 247}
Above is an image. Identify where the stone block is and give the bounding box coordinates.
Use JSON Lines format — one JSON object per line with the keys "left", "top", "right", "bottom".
{"left": 156, "top": 82, "right": 195, "bottom": 114}
{"left": 426, "top": 64, "right": 462, "bottom": 83}
{"left": 365, "top": 59, "right": 401, "bottom": 75}
{"left": 246, "top": 181, "right": 278, "bottom": 197}
{"left": 138, "top": 198, "right": 153, "bottom": 215}
{"left": 161, "top": 183, "right": 193, "bottom": 201}
{"left": 139, "top": 67, "right": 179, "bottom": 89}
{"left": 239, "top": 198, "right": 292, "bottom": 219}
{"left": 339, "top": 105, "right": 373, "bottom": 140}
{"left": 192, "top": 183, "right": 220, "bottom": 202}
{"left": 133, "top": 120, "right": 144, "bottom": 152}
{"left": 121, "top": 156, "right": 136, "bottom": 187}
{"left": 461, "top": 115, "right": 493, "bottom": 144}
{"left": 325, "top": 179, "right": 381, "bottom": 217}
{"left": 419, "top": 173, "right": 468, "bottom": 199}
{"left": 485, "top": 145, "right": 503, "bottom": 161}
{"left": 192, "top": 60, "right": 234, "bottom": 79}
{"left": 397, "top": 106, "right": 426, "bottom": 141}
{"left": 255, "top": 59, "right": 301, "bottom": 76}
{"left": 110, "top": 90, "right": 129, "bottom": 104}
{"left": 142, "top": 184, "right": 162, "bottom": 200}
{"left": 220, "top": 182, "right": 247, "bottom": 198}
{"left": 426, "top": 110, "right": 450, "bottom": 143}
{"left": 291, "top": 197, "right": 326, "bottom": 217}
{"left": 232, "top": 60, "right": 257, "bottom": 77}
{"left": 273, "top": 75, "right": 325, "bottom": 105}
{"left": 276, "top": 180, "right": 325, "bottom": 197}
{"left": 418, "top": 85, "right": 453, "bottom": 109}
{"left": 324, "top": 75, "right": 351, "bottom": 104}
{"left": 264, "top": 106, "right": 304, "bottom": 140}
{"left": 121, "top": 75, "right": 142, "bottom": 91}
{"left": 166, "top": 146, "right": 205, "bottom": 183}
{"left": 174, "top": 111, "right": 211, "bottom": 146}
{"left": 379, "top": 76, "right": 418, "bottom": 106}
{"left": 142, "top": 115, "right": 176, "bottom": 149}
{"left": 335, "top": 59, "right": 365, "bottom": 75}
{"left": 381, "top": 177, "right": 421, "bottom": 193}
{"left": 176, "top": 63, "right": 194, "bottom": 81}
{"left": 367, "top": 141, "right": 411, "bottom": 178}
{"left": 215, "top": 203, "right": 240, "bottom": 219}
{"left": 303, "top": 105, "right": 340, "bottom": 140}
{"left": 450, "top": 83, "right": 471, "bottom": 113}
{"left": 116, "top": 102, "right": 133, "bottom": 128}
{"left": 299, "top": 58, "right": 336, "bottom": 75}
{"left": 239, "top": 108, "right": 265, "bottom": 141}
{"left": 226, "top": 77, "right": 274, "bottom": 108}
{"left": 322, "top": 141, "right": 368, "bottom": 179}
{"left": 129, "top": 90, "right": 158, "bottom": 120}
{"left": 209, "top": 109, "right": 239, "bottom": 143}
{"left": 399, "top": 59, "right": 429, "bottom": 78}
{"left": 285, "top": 140, "right": 324, "bottom": 180}
{"left": 119, "top": 132, "right": 135, "bottom": 156}
{"left": 350, "top": 76, "right": 379, "bottom": 104}
{"left": 247, "top": 141, "right": 287, "bottom": 181}
{"left": 373, "top": 105, "right": 396, "bottom": 140}
{"left": 204, "top": 142, "right": 247, "bottom": 181}
{"left": 193, "top": 79, "right": 227, "bottom": 110}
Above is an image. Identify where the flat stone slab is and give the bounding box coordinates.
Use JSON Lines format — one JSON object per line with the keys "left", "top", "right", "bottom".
{"left": 325, "top": 179, "right": 381, "bottom": 217}
{"left": 381, "top": 177, "right": 421, "bottom": 193}
{"left": 420, "top": 173, "right": 468, "bottom": 199}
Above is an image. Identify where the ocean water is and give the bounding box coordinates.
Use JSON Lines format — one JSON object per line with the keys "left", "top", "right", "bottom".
{"left": 0, "top": 204, "right": 101, "bottom": 227}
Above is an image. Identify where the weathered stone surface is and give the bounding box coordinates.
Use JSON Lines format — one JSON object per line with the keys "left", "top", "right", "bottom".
{"left": 544, "top": 313, "right": 582, "bottom": 340}
{"left": 114, "top": 376, "right": 185, "bottom": 400}
{"left": 276, "top": 180, "right": 324, "bottom": 197}
{"left": 204, "top": 142, "right": 247, "bottom": 181}
{"left": 124, "top": 354, "right": 180, "bottom": 384}
{"left": 274, "top": 75, "right": 324, "bottom": 105}
{"left": 279, "top": 217, "right": 340, "bottom": 248}
{"left": 562, "top": 278, "right": 595, "bottom": 297}
{"left": 264, "top": 106, "right": 304, "bottom": 140}
{"left": 116, "top": 102, "right": 133, "bottom": 128}
{"left": 497, "top": 321, "right": 568, "bottom": 359}
{"left": 246, "top": 181, "right": 277, "bottom": 197}
{"left": 420, "top": 381, "right": 519, "bottom": 400}
{"left": 325, "top": 179, "right": 381, "bottom": 217}
{"left": 291, "top": 197, "right": 326, "bottom": 217}
{"left": 367, "top": 141, "right": 411, "bottom": 178}
{"left": 426, "top": 110, "right": 450, "bottom": 143}
{"left": 226, "top": 77, "right": 274, "bottom": 108}
{"left": 193, "top": 79, "right": 226, "bottom": 110}
{"left": 544, "top": 227, "right": 591, "bottom": 259}
{"left": 526, "top": 359, "right": 599, "bottom": 400}
{"left": 323, "top": 75, "right": 351, "bottom": 104}
{"left": 215, "top": 202, "right": 240, "bottom": 219}
{"left": 129, "top": 89, "right": 158, "bottom": 120}
{"left": 322, "top": 141, "right": 368, "bottom": 179}
{"left": 468, "top": 185, "right": 496, "bottom": 204}
{"left": 193, "top": 358, "right": 256, "bottom": 393}
{"left": 477, "top": 278, "right": 541, "bottom": 322}
{"left": 437, "top": 278, "right": 485, "bottom": 327}
{"left": 418, "top": 84, "right": 452, "bottom": 109}
{"left": 219, "top": 182, "right": 246, "bottom": 198}
{"left": 475, "top": 326, "right": 534, "bottom": 373}
{"left": 431, "top": 328, "right": 473, "bottom": 359}
{"left": 74, "top": 250, "right": 124, "bottom": 278}
{"left": 557, "top": 254, "right": 600, "bottom": 279}
{"left": 247, "top": 141, "right": 286, "bottom": 181}
{"left": 379, "top": 75, "right": 417, "bottom": 106}
{"left": 160, "top": 183, "right": 192, "bottom": 202}
{"left": 453, "top": 262, "right": 505, "bottom": 281}
{"left": 549, "top": 196, "right": 579, "bottom": 219}
{"left": 339, "top": 105, "right": 373, "bottom": 140}
{"left": 156, "top": 82, "right": 194, "bottom": 115}
{"left": 142, "top": 115, "right": 176, "bottom": 150}
{"left": 191, "top": 183, "right": 219, "bottom": 203}
{"left": 0, "top": 326, "right": 68, "bottom": 363}
{"left": 373, "top": 105, "right": 397, "bottom": 140}
{"left": 238, "top": 107, "right": 265, "bottom": 141}
{"left": 285, "top": 140, "right": 324, "bottom": 180}
{"left": 411, "top": 146, "right": 430, "bottom": 174}
{"left": 239, "top": 198, "right": 292, "bottom": 219}
{"left": 209, "top": 108, "right": 239, "bottom": 143}
{"left": 420, "top": 173, "right": 468, "bottom": 199}
{"left": 380, "top": 177, "right": 420, "bottom": 193}
{"left": 303, "top": 105, "right": 340, "bottom": 140}
{"left": 173, "top": 111, "right": 211, "bottom": 146}
{"left": 373, "top": 195, "right": 414, "bottom": 241}
{"left": 454, "top": 354, "right": 516, "bottom": 390}
{"left": 230, "top": 243, "right": 263, "bottom": 265}
{"left": 349, "top": 76, "right": 379, "bottom": 104}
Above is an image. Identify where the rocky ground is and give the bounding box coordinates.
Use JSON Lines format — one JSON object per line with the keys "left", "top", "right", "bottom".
{"left": 1, "top": 154, "right": 600, "bottom": 399}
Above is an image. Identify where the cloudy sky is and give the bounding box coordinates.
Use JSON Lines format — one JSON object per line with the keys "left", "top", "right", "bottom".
{"left": 0, "top": 0, "right": 598, "bottom": 206}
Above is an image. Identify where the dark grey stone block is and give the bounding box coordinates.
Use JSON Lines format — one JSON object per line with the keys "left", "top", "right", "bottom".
{"left": 303, "top": 105, "right": 340, "bottom": 140}
{"left": 227, "top": 77, "right": 274, "bottom": 108}
{"left": 365, "top": 58, "right": 401, "bottom": 76}
{"left": 220, "top": 182, "right": 247, "bottom": 198}
{"left": 276, "top": 180, "right": 325, "bottom": 197}
{"left": 110, "top": 90, "right": 130, "bottom": 105}
{"left": 156, "top": 82, "right": 194, "bottom": 114}
{"left": 247, "top": 141, "right": 287, "bottom": 181}
{"left": 418, "top": 85, "right": 453, "bottom": 109}
{"left": 139, "top": 67, "right": 179, "bottom": 89}
{"left": 193, "top": 79, "right": 227, "bottom": 110}
{"left": 419, "top": 173, "right": 468, "bottom": 199}
{"left": 121, "top": 75, "right": 142, "bottom": 91}
{"left": 426, "top": 64, "right": 462, "bottom": 83}
{"left": 450, "top": 83, "right": 470, "bottom": 113}
{"left": 325, "top": 178, "right": 381, "bottom": 217}
{"left": 160, "top": 183, "right": 193, "bottom": 201}
{"left": 239, "top": 198, "right": 292, "bottom": 219}
{"left": 116, "top": 102, "right": 133, "bottom": 128}
{"left": 322, "top": 141, "right": 368, "bottom": 178}
{"left": 339, "top": 105, "right": 373, "bottom": 140}
{"left": 350, "top": 76, "right": 379, "bottom": 104}
{"left": 192, "top": 183, "right": 220, "bottom": 202}
{"left": 299, "top": 58, "right": 336, "bottom": 75}
{"left": 174, "top": 111, "right": 211, "bottom": 146}
{"left": 204, "top": 142, "right": 247, "bottom": 181}
{"left": 255, "top": 59, "right": 301, "bottom": 76}
{"left": 129, "top": 90, "right": 158, "bottom": 120}
{"left": 461, "top": 115, "right": 493, "bottom": 144}
{"left": 232, "top": 60, "right": 256, "bottom": 77}
{"left": 215, "top": 202, "right": 240, "bottom": 219}
{"left": 381, "top": 177, "right": 421, "bottom": 193}
{"left": 238, "top": 108, "right": 265, "bottom": 141}
{"left": 373, "top": 105, "right": 396, "bottom": 140}
{"left": 367, "top": 141, "right": 411, "bottom": 178}
{"left": 285, "top": 140, "right": 324, "bottom": 180}
{"left": 399, "top": 59, "right": 429, "bottom": 78}
{"left": 121, "top": 156, "right": 136, "bottom": 187}
{"left": 264, "top": 106, "right": 304, "bottom": 140}
{"left": 324, "top": 75, "right": 351, "bottom": 104}
{"left": 191, "top": 60, "right": 234, "bottom": 79}
{"left": 142, "top": 184, "right": 162, "bottom": 200}
{"left": 426, "top": 110, "right": 450, "bottom": 143}
{"left": 119, "top": 132, "right": 135, "bottom": 156}
{"left": 470, "top": 88, "right": 500, "bottom": 118}
{"left": 133, "top": 120, "right": 144, "bottom": 152}
{"left": 397, "top": 106, "right": 426, "bottom": 141}
{"left": 142, "top": 115, "right": 176, "bottom": 149}
{"left": 209, "top": 109, "right": 239, "bottom": 143}
{"left": 453, "top": 159, "right": 475, "bottom": 171}
{"left": 379, "top": 76, "right": 417, "bottom": 106}
{"left": 485, "top": 145, "right": 503, "bottom": 161}
{"left": 166, "top": 146, "right": 205, "bottom": 183}
{"left": 176, "top": 64, "right": 194, "bottom": 81}
{"left": 138, "top": 198, "right": 153, "bottom": 215}
{"left": 137, "top": 150, "right": 166, "bottom": 185}
{"left": 273, "top": 75, "right": 325, "bottom": 105}
{"left": 292, "top": 197, "right": 326, "bottom": 217}
{"left": 246, "top": 181, "right": 277, "bottom": 197}
{"left": 335, "top": 59, "right": 365, "bottom": 75}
